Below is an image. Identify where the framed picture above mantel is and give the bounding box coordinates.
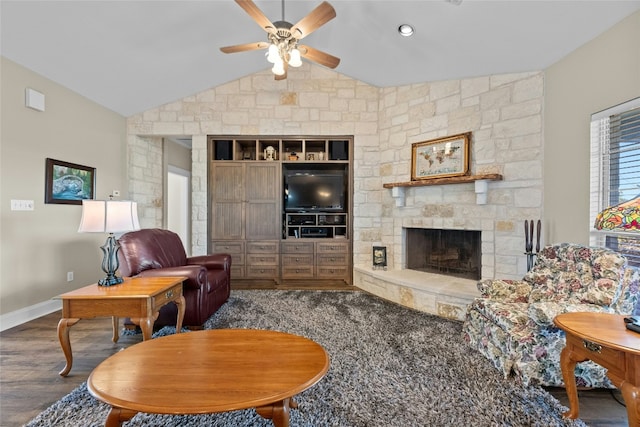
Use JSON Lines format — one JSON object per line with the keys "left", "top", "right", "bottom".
{"left": 411, "top": 132, "right": 471, "bottom": 181}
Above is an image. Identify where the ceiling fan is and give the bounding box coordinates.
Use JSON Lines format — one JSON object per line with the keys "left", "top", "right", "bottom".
{"left": 220, "top": 0, "right": 340, "bottom": 80}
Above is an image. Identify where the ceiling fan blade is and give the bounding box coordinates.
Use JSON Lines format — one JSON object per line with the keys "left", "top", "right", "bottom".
{"left": 290, "top": 1, "right": 336, "bottom": 39}
{"left": 220, "top": 41, "right": 269, "bottom": 54}
{"left": 298, "top": 45, "right": 340, "bottom": 69}
{"left": 235, "top": 0, "right": 277, "bottom": 34}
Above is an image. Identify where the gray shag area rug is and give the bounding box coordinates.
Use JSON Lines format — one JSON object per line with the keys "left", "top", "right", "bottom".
{"left": 25, "top": 290, "right": 586, "bottom": 427}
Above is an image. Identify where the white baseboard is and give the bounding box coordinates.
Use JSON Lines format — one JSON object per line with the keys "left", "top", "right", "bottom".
{"left": 0, "top": 300, "right": 62, "bottom": 332}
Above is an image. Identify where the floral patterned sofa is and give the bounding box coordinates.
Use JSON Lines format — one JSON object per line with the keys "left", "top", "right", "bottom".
{"left": 462, "top": 243, "right": 639, "bottom": 388}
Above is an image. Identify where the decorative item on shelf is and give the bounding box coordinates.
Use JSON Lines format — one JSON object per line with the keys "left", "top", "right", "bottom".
{"left": 524, "top": 219, "right": 541, "bottom": 271}
{"left": 288, "top": 151, "right": 299, "bottom": 161}
{"left": 264, "top": 146, "right": 276, "bottom": 161}
{"left": 307, "top": 153, "right": 315, "bottom": 161}
{"left": 373, "top": 246, "right": 387, "bottom": 270}
{"left": 411, "top": 132, "right": 471, "bottom": 181}
{"left": 594, "top": 195, "right": 640, "bottom": 232}
{"left": 318, "top": 151, "right": 325, "bottom": 161}
{"left": 78, "top": 197, "right": 140, "bottom": 286}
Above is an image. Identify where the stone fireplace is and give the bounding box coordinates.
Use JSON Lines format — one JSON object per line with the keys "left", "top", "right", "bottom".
{"left": 405, "top": 228, "right": 481, "bottom": 280}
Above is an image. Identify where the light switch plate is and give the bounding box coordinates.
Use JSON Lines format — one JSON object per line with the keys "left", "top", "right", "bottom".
{"left": 11, "top": 200, "right": 34, "bottom": 211}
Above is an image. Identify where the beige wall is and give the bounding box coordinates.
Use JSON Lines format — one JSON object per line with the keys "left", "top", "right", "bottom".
{"left": 0, "top": 57, "right": 127, "bottom": 317}
{"left": 544, "top": 10, "right": 640, "bottom": 245}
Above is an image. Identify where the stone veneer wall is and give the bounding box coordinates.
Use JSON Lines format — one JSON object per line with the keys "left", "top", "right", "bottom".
{"left": 371, "top": 72, "right": 544, "bottom": 280}
{"left": 128, "top": 135, "right": 164, "bottom": 227}
{"left": 127, "top": 64, "right": 380, "bottom": 255}
{"left": 126, "top": 64, "right": 543, "bottom": 282}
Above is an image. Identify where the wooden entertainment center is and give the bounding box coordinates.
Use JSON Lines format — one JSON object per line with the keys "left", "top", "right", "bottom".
{"left": 208, "top": 136, "right": 353, "bottom": 286}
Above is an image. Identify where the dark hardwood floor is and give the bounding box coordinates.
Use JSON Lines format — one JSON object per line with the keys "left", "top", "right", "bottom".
{"left": 0, "top": 284, "right": 629, "bottom": 426}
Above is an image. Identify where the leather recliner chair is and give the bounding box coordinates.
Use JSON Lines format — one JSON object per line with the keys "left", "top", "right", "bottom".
{"left": 117, "top": 228, "right": 231, "bottom": 328}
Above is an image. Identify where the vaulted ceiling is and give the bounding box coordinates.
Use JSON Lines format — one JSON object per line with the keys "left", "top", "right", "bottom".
{"left": 2, "top": 1, "right": 639, "bottom": 117}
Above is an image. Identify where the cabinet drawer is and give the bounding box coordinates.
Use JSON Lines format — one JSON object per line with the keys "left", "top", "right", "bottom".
{"left": 316, "top": 266, "right": 349, "bottom": 278}
{"left": 151, "top": 283, "right": 183, "bottom": 309}
{"left": 247, "top": 241, "right": 279, "bottom": 253}
{"left": 317, "top": 242, "right": 348, "bottom": 254}
{"left": 281, "top": 242, "right": 314, "bottom": 254}
{"left": 282, "top": 254, "right": 314, "bottom": 266}
{"left": 281, "top": 266, "right": 314, "bottom": 277}
{"left": 246, "top": 266, "right": 279, "bottom": 278}
{"left": 246, "top": 254, "right": 279, "bottom": 265}
{"left": 317, "top": 253, "right": 349, "bottom": 265}
{"left": 226, "top": 253, "right": 244, "bottom": 266}
{"left": 211, "top": 241, "right": 245, "bottom": 254}
{"left": 230, "top": 265, "right": 245, "bottom": 280}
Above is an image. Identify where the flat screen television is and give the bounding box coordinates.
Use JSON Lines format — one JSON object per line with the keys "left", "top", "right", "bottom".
{"left": 284, "top": 172, "right": 345, "bottom": 212}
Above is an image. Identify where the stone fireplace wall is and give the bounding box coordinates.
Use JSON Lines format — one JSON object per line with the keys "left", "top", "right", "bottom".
{"left": 358, "top": 72, "right": 544, "bottom": 281}
{"left": 126, "top": 64, "right": 543, "bottom": 285}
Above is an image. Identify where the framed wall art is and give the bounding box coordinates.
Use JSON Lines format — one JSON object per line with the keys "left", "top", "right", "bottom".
{"left": 45, "top": 158, "right": 95, "bottom": 205}
{"left": 411, "top": 132, "right": 471, "bottom": 181}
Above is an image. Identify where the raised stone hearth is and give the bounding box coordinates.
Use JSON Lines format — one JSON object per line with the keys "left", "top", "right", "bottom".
{"left": 353, "top": 266, "right": 480, "bottom": 321}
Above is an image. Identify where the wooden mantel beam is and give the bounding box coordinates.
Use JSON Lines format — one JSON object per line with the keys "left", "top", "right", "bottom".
{"left": 382, "top": 173, "right": 503, "bottom": 189}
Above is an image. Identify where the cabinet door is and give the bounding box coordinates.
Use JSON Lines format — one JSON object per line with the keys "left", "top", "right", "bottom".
{"left": 245, "top": 163, "right": 280, "bottom": 240}
{"left": 210, "top": 163, "right": 244, "bottom": 239}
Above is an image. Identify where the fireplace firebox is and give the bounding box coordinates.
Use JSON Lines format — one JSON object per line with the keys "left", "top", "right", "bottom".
{"left": 405, "top": 228, "right": 481, "bottom": 280}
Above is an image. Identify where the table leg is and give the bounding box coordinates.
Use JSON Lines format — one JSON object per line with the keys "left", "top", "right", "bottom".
{"left": 111, "top": 316, "right": 119, "bottom": 343}
{"left": 559, "top": 345, "right": 587, "bottom": 419}
{"left": 256, "top": 398, "right": 292, "bottom": 427}
{"left": 175, "top": 295, "right": 185, "bottom": 333}
{"left": 138, "top": 317, "right": 154, "bottom": 341}
{"left": 620, "top": 380, "right": 640, "bottom": 426}
{"left": 57, "top": 317, "right": 80, "bottom": 377}
{"left": 105, "top": 407, "right": 138, "bottom": 427}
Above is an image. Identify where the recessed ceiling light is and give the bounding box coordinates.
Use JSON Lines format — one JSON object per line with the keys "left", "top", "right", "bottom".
{"left": 398, "top": 24, "right": 414, "bottom": 37}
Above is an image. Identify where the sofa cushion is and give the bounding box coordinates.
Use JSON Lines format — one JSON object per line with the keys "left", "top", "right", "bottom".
{"left": 575, "top": 247, "right": 628, "bottom": 306}
{"left": 612, "top": 267, "right": 640, "bottom": 314}
{"left": 118, "top": 228, "right": 188, "bottom": 275}
{"left": 524, "top": 244, "right": 626, "bottom": 306}
{"left": 470, "top": 299, "right": 531, "bottom": 335}
{"left": 477, "top": 279, "right": 531, "bottom": 302}
{"left": 525, "top": 245, "right": 595, "bottom": 303}
{"left": 527, "top": 301, "right": 615, "bottom": 327}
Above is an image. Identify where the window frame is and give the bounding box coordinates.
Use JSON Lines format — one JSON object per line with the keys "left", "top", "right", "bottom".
{"left": 589, "top": 97, "right": 640, "bottom": 267}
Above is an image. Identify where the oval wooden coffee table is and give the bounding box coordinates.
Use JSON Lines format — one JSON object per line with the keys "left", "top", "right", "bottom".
{"left": 87, "top": 329, "right": 330, "bottom": 427}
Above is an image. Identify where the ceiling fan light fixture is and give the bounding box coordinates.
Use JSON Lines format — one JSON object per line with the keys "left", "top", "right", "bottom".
{"left": 272, "top": 60, "right": 286, "bottom": 76}
{"left": 288, "top": 48, "right": 302, "bottom": 67}
{"left": 267, "top": 44, "right": 280, "bottom": 63}
{"left": 398, "top": 24, "right": 414, "bottom": 37}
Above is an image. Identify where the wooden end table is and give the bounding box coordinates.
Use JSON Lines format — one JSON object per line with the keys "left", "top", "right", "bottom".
{"left": 554, "top": 312, "right": 640, "bottom": 425}
{"left": 54, "top": 276, "right": 186, "bottom": 377}
{"left": 87, "top": 329, "right": 330, "bottom": 427}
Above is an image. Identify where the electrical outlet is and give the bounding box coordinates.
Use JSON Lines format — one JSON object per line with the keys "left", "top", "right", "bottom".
{"left": 67, "top": 271, "right": 74, "bottom": 282}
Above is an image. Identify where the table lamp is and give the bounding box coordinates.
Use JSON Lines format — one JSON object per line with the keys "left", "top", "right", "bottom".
{"left": 78, "top": 199, "right": 140, "bottom": 286}
{"left": 594, "top": 195, "right": 640, "bottom": 231}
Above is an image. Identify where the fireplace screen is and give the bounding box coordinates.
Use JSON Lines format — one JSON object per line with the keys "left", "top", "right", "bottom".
{"left": 406, "top": 228, "right": 481, "bottom": 280}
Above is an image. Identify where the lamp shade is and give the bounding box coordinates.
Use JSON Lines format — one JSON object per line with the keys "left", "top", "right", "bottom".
{"left": 78, "top": 200, "right": 140, "bottom": 233}
{"left": 594, "top": 195, "right": 640, "bottom": 231}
